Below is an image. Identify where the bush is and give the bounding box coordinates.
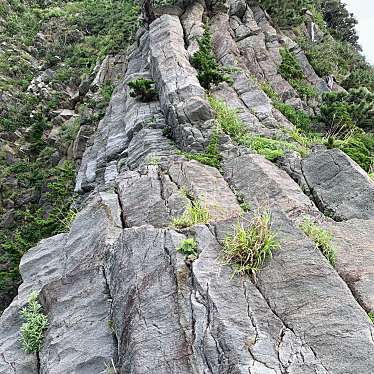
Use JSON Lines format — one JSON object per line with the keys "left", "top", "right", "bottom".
{"left": 20, "top": 291, "right": 48, "bottom": 353}
{"left": 320, "top": 89, "right": 374, "bottom": 132}
{"left": 221, "top": 210, "right": 278, "bottom": 275}
{"left": 334, "top": 132, "right": 374, "bottom": 172}
{"left": 258, "top": 0, "right": 311, "bottom": 27}
{"left": 172, "top": 201, "right": 210, "bottom": 229}
{"left": 191, "top": 25, "right": 229, "bottom": 90}
{"left": 128, "top": 78, "right": 157, "bottom": 102}
{"left": 300, "top": 217, "right": 336, "bottom": 266}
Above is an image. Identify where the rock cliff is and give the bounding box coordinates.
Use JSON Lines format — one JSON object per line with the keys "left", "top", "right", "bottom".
{"left": 1, "top": 1, "right": 374, "bottom": 373}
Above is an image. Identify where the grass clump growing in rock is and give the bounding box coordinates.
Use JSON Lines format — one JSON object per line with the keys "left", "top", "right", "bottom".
{"left": 368, "top": 312, "right": 374, "bottom": 324}
{"left": 182, "top": 128, "right": 221, "bottom": 168}
{"left": 172, "top": 201, "right": 210, "bottom": 229}
{"left": 221, "top": 210, "right": 278, "bottom": 275}
{"left": 208, "top": 96, "right": 308, "bottom": 160}
{"left": 300, "top": 218, "right": 336, "bottom": 266}
{"left": 191, "top": 25, "right": 229, "bottom": 90}
{"left": 20, "top": 291, "right": 48, "bottom": 354}
{"left": 128, "top": 78, "right": 157, "bottom": 102}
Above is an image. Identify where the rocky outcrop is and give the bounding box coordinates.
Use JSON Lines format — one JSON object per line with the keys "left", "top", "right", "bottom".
{"left": 1, "top": 2, "right": 374, "bottom": 373}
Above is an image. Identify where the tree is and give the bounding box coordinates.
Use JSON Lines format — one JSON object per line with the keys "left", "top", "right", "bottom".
{"left": 322, "top": 0, "right": 360, "bottom": 49}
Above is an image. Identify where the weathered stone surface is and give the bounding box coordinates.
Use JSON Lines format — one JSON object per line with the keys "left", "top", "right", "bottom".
{"left": 149, "top": 15, "right": 213, "bottom": 151}
{"left": 301, "top": 149, "right": 374, "bottom": 220}
{"left": 327, "top": 219, "right": 374, "bottom": 313}
{"left": 106, "top": 226, "right": 193, "bottom": 373}
{"left": 223, "top": 153, "right": 319, "bottom": 220}
{"left": 215, "top": 211, "right": 374, "bottom": 374}
{"left": 180, "top": 1, "right": 204, "bottom": 57}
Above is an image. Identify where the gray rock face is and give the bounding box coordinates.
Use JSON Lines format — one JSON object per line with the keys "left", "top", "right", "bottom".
{"left": 301, "top": 149, "right": 374, "bottom": 221}
{"left": 327, "top": 219, "right": 374, "bottom": 313}
{"left": 149, "top": 15, "right": 213, "bottom": 152}
{"left": 223, "top": 153, "right": 319, "bottom": 220}
{"left": 2, "top": 3, "right": 374, "bottom": 373}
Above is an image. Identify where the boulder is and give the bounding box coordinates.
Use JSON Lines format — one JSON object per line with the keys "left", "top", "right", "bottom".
{"left": 301, "top": 149, "right": 374, "bottom": 220}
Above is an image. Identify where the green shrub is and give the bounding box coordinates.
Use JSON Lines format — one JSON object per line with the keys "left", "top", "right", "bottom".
{"left": 273, "top": 102, "right": 312, "bottom": 131}
{"left": 342, "top": 67, "right": 374, "bottom": 92}
{"left": 221, "top": 210, "right": 278, "bottom": 275}
{"left": 320, "top": 89, "right": 374, "bottom": 132}
{"left": 191, "top": 25, "right": 229, "bottom": 90}
{"left": 177, "top": 238, "right": 198, "bottom": 257}
{"left": 128, "top": 78, "right": 157, "bottom": 102}
{"left": 258, "top": 0, "right": 310, "bottom": 27}
{"left": 300, "top": 217, "right": 336, "bottom": 266}
{"left": 334, "top": 132, "right": 374, "bottom": 172}
{"left": 20, "top": 291, "right": 48, "bottom": 353}
{"left": 172, "top": 201, "right": 210, "bottom": 229}
{"left": 278, "top": 48, "right": 318, "bottom": 99}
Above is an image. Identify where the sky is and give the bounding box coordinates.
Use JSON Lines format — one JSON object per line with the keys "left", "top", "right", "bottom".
{"left": 343, "top": 0, "right": 374, "bottom": 64}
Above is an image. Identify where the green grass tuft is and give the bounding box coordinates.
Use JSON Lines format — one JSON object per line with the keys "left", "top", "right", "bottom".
{"left": 221, "top": 210, "right": 278, "bottom": 275}
{"left": 300, "top": 218, "right": 336, "bottom": 266}
{"left": 208, "top": 96, "right": 308, "bottom": 160}
{"left": 20, "top": 291, "right": 48, "bottom": 354}
{"left": 368, "top": 312, "right": 374, "bottom": 324}
{"left": 172, "top": 201, "right": 210, "bottom": 229}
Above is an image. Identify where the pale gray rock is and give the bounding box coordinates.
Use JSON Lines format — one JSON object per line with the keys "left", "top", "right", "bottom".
{"left": 223, "top": 153, "right": 319, "bottom": 220}
{"left": 327, "top": 219, "right": 374, "bottom": 312}
{"left": 149, "top": 15, "right": 213, "bottom": 151}
{"left": 301, "top": 149, "right": 374, "bottom": 220}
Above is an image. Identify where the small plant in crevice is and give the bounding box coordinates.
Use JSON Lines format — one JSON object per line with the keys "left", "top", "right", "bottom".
{"left": 182, "top": 127, "right": 221, "bottom": 168}
{"left": 236, "top": 192, "right": 251, "bottom": 213}
{"left": 128, "top": 78, "right": 157, "bottom": 102}
{"left": 368, "top": 312, "right": 374, "bottom": 324}
{"left": 300, "top": 217, "right": 336, "bottom": 267}
{"left": 221, "top": 209, "right": 278, "bottom": 276}
{"left": 177, "top": 238, "right": 198, "bottom": 260}
{"left": 172, "top": 201, "right": 210, "bottom": 229}
{"left": 191, "top": 25, "right": 230, "bottom": 90}
{"left": 20, "top": 291, "right": 48, "bottom": 354}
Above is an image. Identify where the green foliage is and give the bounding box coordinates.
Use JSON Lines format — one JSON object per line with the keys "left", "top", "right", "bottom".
{"left": 182, "top": 128, "right": 221, "bottom": 168}
{"left": 0, "top": 161, "right": 77, "bottom": 309}
{"left": 191, "top": 25, "right": 229, "bottom": 90}
{"left": 279, "top": 48, "right": 304, "bottom": 82}
{"left": 334, "top": 132, "right": 374, "bottom": 172}
{"left": 172, "top": 201, "right": 210, "bottom": 229}
{"left": 258, "top": 0, "right": 312, "bottom": 27}
{"left": 300, "top": 217, "right": 336, "bottom": 266}
{"left": 274, "top": 102, "right": 312, "bottom": 131}
{"left": 321, "top": 0, "right": 360, "bottom": 49}
{"left": 368, "top": 312, "right": 374, "bottom": 324}
{"left": 128, "top": 78, "right": 158, "bottom": 102}
{"left": 221, "top": 210, "right": 278, "bottom": 275}
{"left": 20, "top": 291, "right": 48, "bottom": 353}
{"left": 260, "top": 82, "right": 280, "bottom": 101}
{"left": 177, "top": 238, "right": 198, "bottom": 257}
{"left": 320, "top": 89, "right": 374, "bottom": 132}
{"left": 209, "top": 96, "right": 308, "bottom": 160}
{"left": 342, "top": 67, "right": 374, "bottom": 93}
{"left": 299, "top": 36, "right": 365, "bottom": 82}
{"left": 279, "top": 48, "right": 318, "bottom": 100}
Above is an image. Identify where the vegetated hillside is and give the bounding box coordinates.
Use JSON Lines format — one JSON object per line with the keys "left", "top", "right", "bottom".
{"left": 1, "top": 0, "right": 374, "bottom": 372}
{"left": 0, "top": 0, "right": 139, "bottom": 311}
